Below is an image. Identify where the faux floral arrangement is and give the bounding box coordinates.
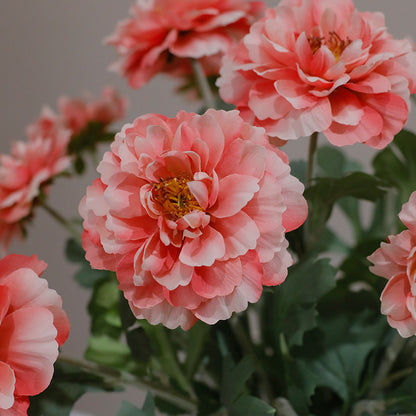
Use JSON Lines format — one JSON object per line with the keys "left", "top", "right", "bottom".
{"left": 2, "top": 0, "right": 416, "bottom": 415}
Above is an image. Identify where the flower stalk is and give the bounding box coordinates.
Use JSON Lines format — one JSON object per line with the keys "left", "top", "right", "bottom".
{"left": 41, "top": 202, "right": 82, "bottom": 244}
{"left": 306, "top": 131, "right": 319, "bottom": 187}
{"left": 367, "top": 333, "right": 407, "bottom": 398}
{"left": 58, "top": 355, "right": 198, "bottom": 413}
{"left": 190, "top": 58, "right": 216, "bottom": 109}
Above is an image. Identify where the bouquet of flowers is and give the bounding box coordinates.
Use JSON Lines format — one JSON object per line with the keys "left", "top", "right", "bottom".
{"left": 2, "top": 0, "right": 416, "bottom": 415}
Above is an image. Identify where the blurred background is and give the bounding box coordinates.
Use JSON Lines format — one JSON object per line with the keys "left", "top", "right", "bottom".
{"left": 1, "top": 0, "right": 416, "bottom": 414}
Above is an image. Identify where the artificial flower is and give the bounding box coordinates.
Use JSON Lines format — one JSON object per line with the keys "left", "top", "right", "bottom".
{"left": 106, "top": 0, "right": 265, "bottom": 89}
{"left": 0, "top": 254, "right": 69, "bottom": 414}
{"left": 0, "top": 129, "right": 71, "bottom": 251}
{"left": 369, "top": 191, "right": 416, "bottom": 337}
{"left": 80, "top": 109, "right": 307, "bottom": 330}
{"left": 217, "top": 0, "right": 416, "bottom": 148}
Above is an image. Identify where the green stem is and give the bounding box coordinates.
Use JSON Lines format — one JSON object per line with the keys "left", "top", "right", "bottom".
{"left": 41, "top": 202, "right": 82, "bottom": 244}
{"left": 306, "top": 132, "right": 319, "bottom": 187}
{"left": 190, "top": 58, "right": 216, "bottom": 109}
{"left": 151, "top": 325, "right": 197, "bottom": 400}
{"left": 367, "top": 333, "right": 407, "bottom": 398}
{"left": 230, "top": 317, "right": 274, "bottom": 403}
{"left": 58, "top": 355, "right": 198, "bottom": 413}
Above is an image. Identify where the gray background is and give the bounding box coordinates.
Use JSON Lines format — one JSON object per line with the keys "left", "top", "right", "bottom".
{"left": 1, "top": 1, "right": 416, "bottom": 414}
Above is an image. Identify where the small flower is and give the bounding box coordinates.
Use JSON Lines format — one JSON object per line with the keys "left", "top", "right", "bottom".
{"left": 217, "top": 0, "right": 416, "bottom": 148}
{"left": 0, "top": 129, "right": 71, "bottom": 251}
{"left": 0, "top": 254, "right": 70, "bottom": 414}
{"left": 57, "top": 87, "right": 127, "bottom": 135}
{"left": 105, "top": 0, "right": 265, "bottom": 89}
{"left": 80, "top": 109, "right": 307, "bottom": 330}
{"left": 368, "top": 192, "right": 416, "bottom": 337}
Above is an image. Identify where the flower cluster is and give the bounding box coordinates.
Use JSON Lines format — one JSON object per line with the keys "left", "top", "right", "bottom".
{"left": 369, "top": 192, "right": 416, "bottom": 337}
{"left": 106, "top": 0, "right": 265, "bottom": 88}
{"left": 0, "top": 88, "right": 126, "bottom": 251}
{"left": 0, "top": 254, "right": 69, "bottom": 414}
{"left": 80, "top": 109, "right": 307, "bottom": 329}
{"left": 217, "top": 0, "right": 416, "bottom": 148}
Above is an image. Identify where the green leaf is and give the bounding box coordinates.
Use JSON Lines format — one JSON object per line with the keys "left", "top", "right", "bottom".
{"left": 305, "top": 172, "right": 385, "bottom": 248}
{"left": 221, "top": 356, "right": 256, "bottom": 405}
{"left": 316, "top": 146, "right": 347, "bottom": 178}
{"left": 85, "top": 335, "right": 132, "bottom": 369}
{"left": 373, "top": 129, "right": 416, "bottom": 204}
{"left": 269, "top": 257, "right": 337, "bottom": 348}
{"left": 387, "top": 367, "right": 416, "bottom": 413}
{"left": 118, "top": 394, "right": 156, "bottom": 416}
{"left": 287, "top": 310, "right": 386, "bottom": 415}
{"left": 74, "top": 266, "right": 109, "bottom": 287}
{"left": 228, "top": 396, "right": 276, "bottom": 416}
{"left": 118, "top": 401, "right": 143, "bottom": 416}
{"left": 289, "top": 160, "right": 307, "bottom": 185}
{"left": 65, "top": 238, "right": 85, "bottom": 263}
{"left": 65, "top": 238, "right": 110, "bottom": 288}
{"left": 185, "top": 322, "right": 210, "bottom": 379}
{"left": 28, "top": 361, "right": 119, "bottom": 416}
{"left": 88, "top": 276, "right": 122, "bottom": 338}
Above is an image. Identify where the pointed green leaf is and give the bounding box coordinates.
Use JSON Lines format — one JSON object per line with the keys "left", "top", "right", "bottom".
{"left": 228, "top": 396, "right": 276, "bottom": 416}
{"left": 221, "top": 356, "right": 256, "bottom": 405}
{"left": 269, "top": 257, "right": 337, "bottom": 348}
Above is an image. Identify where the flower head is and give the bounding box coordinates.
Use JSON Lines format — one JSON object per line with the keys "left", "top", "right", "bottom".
{"left": 217, "top": 0, "right": 416, "bottom": 148}
{"left": 80, "top": 109, "right": 307, "bottom": 330}
{"left": 0, "top": 128, "right": 71, "bottom": 251}
{"left": 106, "top": 0, "right": 265, "bottom": 89}
{"left": 368, "top": 192, "right": 416, "bottom": 337}
{"left": 0, "top": 254, "right": 69, "bottom": 414}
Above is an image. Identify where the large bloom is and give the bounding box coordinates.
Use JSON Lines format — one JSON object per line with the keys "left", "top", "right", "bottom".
{"left": 218, "top": 0, "right": 416, "bottom": 148}
{"left": 0, "top": 254, "right": 70, "bottom": 414}
{"left": 0, "top": 129, "right": 71, "bottom": 251}
{"left": 80, "top": 109, "right": 307, "bottom": 330}
{"left": 106, "top": 0, "right": 265, "bottom": 89}
{"left": 368, "top": 192, "right": 416, "bottom": 337}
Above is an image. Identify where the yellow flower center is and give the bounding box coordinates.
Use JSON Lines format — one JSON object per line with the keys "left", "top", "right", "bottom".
{"left": 308, "top": 31, "right": 352, "bottom": 60}
{"left": 152, "top": 175, "right": 203, "bottom": 220}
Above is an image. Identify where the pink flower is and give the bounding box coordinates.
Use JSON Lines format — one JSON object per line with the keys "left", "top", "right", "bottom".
{"left": 368, "top": 192, "right": 416, "bottom": 337}
{"left": 106, "top": 0, "right": 265, "bottom": 89}
{"left": 0, "top": 254, "right": 70, "bottom": 414}
{"left": 217, "top": 0, "right": 416, "bottom": 148}
{"left": 80, "top": 109, "right": 307, "bottom": 330}
{"left": 0, "top": 129, "right": 71, "bottom": 251}
{"left": 58, "top": 87, "right": 127, "bottom": 135}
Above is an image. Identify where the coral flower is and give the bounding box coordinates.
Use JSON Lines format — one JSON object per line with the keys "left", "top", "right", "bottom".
{"left": 0, "top": 254, "right": 70, "bottom": 414}
{"left": 0, "top": 129, "right": 71, "bottom": 251}
{"left": 217, "top": 0, "right": 416, "bottom": 148}
{"left": 105, "top": 0, "right": 265, "bottom": 89}
{"left": 57, "top": 87, "right": 127, "bottom": 135}
{"left": 80, "top": 109, "right": 307, "bottom": 330}
{"left": 368, "top": 192, "right": 416, "bottom": 337}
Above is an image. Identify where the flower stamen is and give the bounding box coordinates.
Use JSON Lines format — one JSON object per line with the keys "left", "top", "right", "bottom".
{"left": 308, "top": 31, "right": 352, "bottom": 59}
{"left": 152, "top": 175, "right": 203, "bottom": 220}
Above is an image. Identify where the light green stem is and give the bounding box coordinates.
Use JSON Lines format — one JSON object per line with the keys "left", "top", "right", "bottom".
{"left": 306, "top": 132, "right": 319, "bottom": 187}
{"left": 59, "top": 355, "right": 198, "bottom": 413}
{"left": 41, "top": 202, "right": 82, "bottom": 244}
{"left": 151, "top": 325, "right": 197, "bottom": 400}
{"left": 367, "top": 333, "right": 407, "bottom": 398}
{"left": 230, "top": 317, "right": 274, "bottom": 403}
{"left": 190, "top": 58, "right": 216, "bottom": 109}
